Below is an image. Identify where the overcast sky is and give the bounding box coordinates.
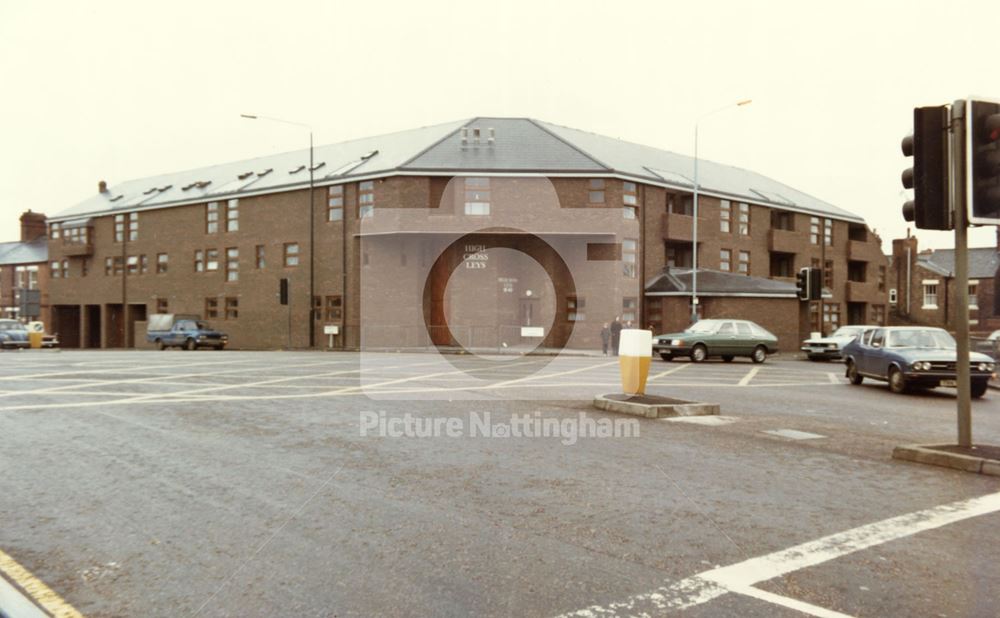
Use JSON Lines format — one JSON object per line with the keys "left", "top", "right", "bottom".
{"left": 1, "top": 0, "right": 998, "bottom": 252}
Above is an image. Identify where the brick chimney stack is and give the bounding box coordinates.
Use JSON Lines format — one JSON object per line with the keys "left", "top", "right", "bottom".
{"left": 19, "top": 209, "right": 47, "bottom": 242}
{"left": 99, "top": 180, "right": 108, "bottom": 194}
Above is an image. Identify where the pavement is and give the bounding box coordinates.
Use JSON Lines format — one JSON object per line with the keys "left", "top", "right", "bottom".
{"left": 1, "top": 350, "right": 998, "bottom": 617}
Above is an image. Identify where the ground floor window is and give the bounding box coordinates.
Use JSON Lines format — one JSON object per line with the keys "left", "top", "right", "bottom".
{"left": 156, "top": 298, "right": 168, "bottom": 313}
{"left": 922, "top": 282, "right": 938, "bottom": 309}
{"left": 567, "top": 296, "right": 585, "bottom": 321}
{"left": 872, "top": 304, "right": 885, "bottom": 324}
{"left": 823, "top": 303, "right": 840, "bottom": 330}
{"left": 325, "top": 296, "right": 342, "bottom": 321}
{"left": 622, "top": 297, "right": 637, "bottom": 323}
{"left": 225, "top": 297, "right": 239, "bottom": 319}
{"left": 205, "top": 297, "right": 219, "bottom": 319}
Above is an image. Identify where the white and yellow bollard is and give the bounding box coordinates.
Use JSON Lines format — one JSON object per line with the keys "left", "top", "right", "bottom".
{"left": 618, "top": 329, "right": 652, "bottom": 396}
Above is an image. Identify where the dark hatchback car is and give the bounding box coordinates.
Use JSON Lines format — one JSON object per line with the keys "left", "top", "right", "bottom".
{"left": 842, "top": 326, "right": 995, "bottom": 398}
{"left": 653, "top": 319, "right": 778, "bottom": 363}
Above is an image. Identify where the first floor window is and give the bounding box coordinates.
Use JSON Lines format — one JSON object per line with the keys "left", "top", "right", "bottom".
{"left": 225, "top": 297, "right": 239, "bottom": 319}
{"left": 922, "top": 282, "right": 938, "bottom": 309}
{"left": 205, "top": 297, "right": 219, "bottom": 319}
{"left": 738, "top": 202, "right": 750, "bottom": 235}
{"left": 226, "top": 247, "right": 239, "bottom": 281}
{"left": 255, "top": 245, "right": 265, "bottom": 269}
{"left": 140, "top": 254, "right": 148, "bottom": 274}
{"left": 226, "top": 199, "right": 239, "bottom": 232}
{"left": 206, "top": 249, "right": 219, "bottom": 271}
{"left": 156, "top": 298, "right": 169, "bottom": 313}
{"left": 738, "top": 250, "right": 750, "bottom": 275}
{"left": 589, "top": 179, "right": 605, "bottom": 204}
{"left": 284, "top": 243, "right": 299, "bottom": 267}
{"left": 359, "top": 181, "right": 374, "bottom": 218}
{"left": 720, "top": 200, "right": 731, "bottom": 233}
{"left": 105, "top": 257, "right": 112, "bottom": 276}
{"left": 720, "top": 249, "right": 732, "bottom": 272}
{"left": 969, "top": 283, "right": 978, "bottom": 309}
{"left": 327, "top": 186, "right": 344, "bottom": 221}
{"left": 50, "top": 261, "right": 62, "bottom": 278}
{"left": 622, "top": 297, "right": 637, "bottom": 322}
{"left": 157, "top": 253, "right": 168, "bottom": 273}
{"left": 194, "top": 250, "right": 204, "bottom": 272}
{"left": 567, "top": 296, "right": 585, "bottom": 321}
{"left": 622, "top": 239, "right": 637, "bottom": 278}
{"left": 127, "top": 255, "right": 138, "bottom": 275}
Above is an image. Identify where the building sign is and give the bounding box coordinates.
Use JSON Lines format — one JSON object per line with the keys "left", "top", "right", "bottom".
{"left": 498, "top": 277, "right": 517, "bottom": 293}
{"left": 463, "top": 244, "right": 488, "bottom": 269}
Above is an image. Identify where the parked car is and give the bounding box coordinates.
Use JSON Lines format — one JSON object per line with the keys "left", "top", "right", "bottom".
{"left": 146, "top": 313, "right": 228, "bottom": 350}
{"left": 653, "top": 319, "right": 778, "bottom": 363}
{"left": 842, "top": 326, "right": 995, "bottom": 398}
{"left": 0, "top": 319, "right": 30, "bottom": 349}
{"left": 801, "top": 325, "right": 875, "bottom": 361}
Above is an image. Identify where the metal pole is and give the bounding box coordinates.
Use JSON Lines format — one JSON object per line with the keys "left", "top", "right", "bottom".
{"left": 819, "top": 218, "right": 825, "bottom": 335}
{"left": 309, "top": 131, "right": 315, "bottom": 349}
{"left": 952, "top": 100, "right": 972, "bottom": 447}
{"left": 691, "top": 123, "right": 699, "bottom": 324}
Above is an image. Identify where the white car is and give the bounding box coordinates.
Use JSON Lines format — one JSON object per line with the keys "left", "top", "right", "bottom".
{"left": 801, "top": 325, "right": 876, "bottom": 361}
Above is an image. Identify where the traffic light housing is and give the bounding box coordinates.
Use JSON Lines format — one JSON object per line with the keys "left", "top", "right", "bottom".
{"left": 796, "top": 267, "right": 810, "bottom": 301}
{"left": 967, "top": 98, "right": 1000, "bottom": 224}
{"left": 796, "top": 267, "right": 822, "bottom": 301}
{"left": 901, "top": 106, "right": 952, "bottom": 230}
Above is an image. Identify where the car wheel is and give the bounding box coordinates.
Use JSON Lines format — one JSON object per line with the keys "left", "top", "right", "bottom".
{"left": 751, "top": 345, "right": 767, "bottom": 364}
{"left": 185, "top": 338, "right": 196, "bottom": 351}
{"left": 847, "top": 361, "right": 863, "bottom": 385}
{"left": 690, "top": 344, "right": 708, "bottom": 363}
{"left": 155, "top": 339, "right": 165, "bottom": 351}
{"left": 971, "top": 380, "right": 988, "bottom": 399}
{"left": 659, "top": 353, "right": 673, "bottom": 362}
{"left": 722, "top": 355, "right": 734, "bottom": 363}
{"left": 888, "top": 367, "right": 907, "bottom": 394}
{"left": 807, "top": 355, "right": 823, "bottom": 362}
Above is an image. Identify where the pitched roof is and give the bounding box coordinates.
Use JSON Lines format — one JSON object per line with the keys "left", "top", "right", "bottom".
{"left": 645, "top": 268, "right": 798, "bottom": 297}
{"left": 0, "top": 237, "right": 47, "bottom": 266}
{"left": 917, "top": 247, "right": 1000, "bottom": 279}
{"left": 52, "top": 117, "right": 865, "bottom": 224}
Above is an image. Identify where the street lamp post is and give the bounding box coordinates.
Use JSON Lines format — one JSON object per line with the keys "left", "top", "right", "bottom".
{"left": 691, "top": 99, "right": 752, "bottom": 324}
{"left": 241, "top": 114, "right": 315, "bottom": 349}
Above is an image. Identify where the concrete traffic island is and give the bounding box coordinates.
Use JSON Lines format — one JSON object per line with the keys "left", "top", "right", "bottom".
{"left": 892, "top": 443, "right": 1000, "bottom": 477}
{"left": 593, "top": 393, "right": 720, "bottom": 419}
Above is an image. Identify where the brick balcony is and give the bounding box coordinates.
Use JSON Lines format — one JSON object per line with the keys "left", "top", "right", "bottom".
{"left": 768, "top": 228, "right": 799, "bottom": 253}
{"left": 661, "top": 212, "right": 694, "bottom": 243}
{"left": 62, "top": 242, "right": 94, "bottom": 257}
{"left": 845, "top": 280, "right": 885, "bottom": 304}
{"left": 847, "top": 239, "right": 882, "bottom": 261}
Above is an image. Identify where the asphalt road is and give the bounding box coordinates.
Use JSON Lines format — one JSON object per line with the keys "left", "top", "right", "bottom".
{"left": 1, "top": 350, "right": 998, "bottom": 617}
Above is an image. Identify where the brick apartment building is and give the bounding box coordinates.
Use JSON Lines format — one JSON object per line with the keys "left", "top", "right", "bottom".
{"left": 45, "top": 117, "right": 887, "bottom": 351}
{"left": 889, "top": 230, "right": 1000, "bottom": 333}
{"left": 0, "top": 210, "right": 48, "bottom": 323}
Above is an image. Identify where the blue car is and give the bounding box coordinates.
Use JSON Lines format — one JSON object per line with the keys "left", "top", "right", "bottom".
{"left": 0, "top": 319, "right": 30, "bottom": 349}
{"left": 842, "top": 326, "right": 995, "bottom": 398}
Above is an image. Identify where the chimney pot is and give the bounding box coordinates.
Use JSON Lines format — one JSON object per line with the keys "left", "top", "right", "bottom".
{"left": 99, "top": 180, "right": 108, "bottom": 193}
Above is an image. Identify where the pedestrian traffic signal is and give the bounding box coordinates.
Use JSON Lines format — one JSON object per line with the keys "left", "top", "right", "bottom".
{"left": 967, "top": 98, "right": 1000, "bottom": 224}
{"left": 901, "top": 106, "right": 952, "bottom": 230}
{"left": 796, "top": 267, "right": 811, "bottom": 301}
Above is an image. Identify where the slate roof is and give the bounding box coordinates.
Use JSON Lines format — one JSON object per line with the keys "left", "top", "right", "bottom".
{"left": 917, "top": 247, "right": 1000, "bottom": 279}
{"left": 645, "top": 268, "right": 798, "bottom": 297}
{"left": 0, "top": 237, "right": 48, "bottom": 266}
{"left": 52, "top": 117, "right": 865, "bottom": 224}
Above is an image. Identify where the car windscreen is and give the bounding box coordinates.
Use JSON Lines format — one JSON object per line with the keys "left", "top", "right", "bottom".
{"left": 196, "top": 321, "right": 211, "bottom": 330}
{"left": 832, "top": 327, "right": 862, "bottom": 338}
{"left": 685, "top": 320, "right": 720, "bottom": 334}
{"left": 0, "top": 322, "right": 26, "bottom": 331}
{"left": 886, "top": 329, "right": 956, "bottom": 349}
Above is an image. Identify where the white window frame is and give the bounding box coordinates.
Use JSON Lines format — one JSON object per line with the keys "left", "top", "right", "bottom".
{"left": 921, "top": 279, "right": 939, "bottom": 309}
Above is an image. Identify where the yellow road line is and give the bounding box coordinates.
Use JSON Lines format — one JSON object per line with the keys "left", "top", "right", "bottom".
{"left": 0, "top": 547, "right": 85, "bottom": 617}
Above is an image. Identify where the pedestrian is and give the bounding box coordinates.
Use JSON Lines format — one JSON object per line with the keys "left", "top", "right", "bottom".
{"left": 600, "top": 323, "right": 610, "bottom": 355}
{"left": 610, "top": 316, "right": 623, "bottom": 356}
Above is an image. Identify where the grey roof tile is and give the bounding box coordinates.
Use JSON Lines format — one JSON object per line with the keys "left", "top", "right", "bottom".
{"left": 646, "top": 268, "right": 797, "bottom": 296}
{"left": 52, "top": 116, "right": 866, "bottom": 225}
{"left": 918, "top": 247, "right": 999, "bottom": 279}
{"left": 0, "top": 237, "right": 48, "bottom": 265}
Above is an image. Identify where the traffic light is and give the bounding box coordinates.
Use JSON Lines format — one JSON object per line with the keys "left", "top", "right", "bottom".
{"left": 809, "top": 267, "right": 822, "bottom": 300}
{"left": 901, "top": 106, "right": 952, "bottom": 230}
{"left": 967, "top": 98, "right": 1000, "bottom": 224}
{"left": 796, "top": 267, "right": 810, "bottom": 301}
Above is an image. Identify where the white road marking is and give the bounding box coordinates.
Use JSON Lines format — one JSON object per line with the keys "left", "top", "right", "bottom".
{"left": 486, "top": 360, "right": 618, "bottom": 389}
{"left": 556, "top": 489, "right": 1000, "bottom": 617}
{"left": 828, "top": 372, "right": 840, "bottom": 384}
{"left": 762, "top": 429, "right": 827, "bottom": 440}
{"left": 663, "top": 415, "right": 738, "bottom": 426}
{"left": 647, "top": 363, "right": 689, "bottom": 382}
{"left": 730, "top": 585, "right": 855, "bottom": 618}
{"left": 737, "top": 366, "right": 761, "bottom": 386}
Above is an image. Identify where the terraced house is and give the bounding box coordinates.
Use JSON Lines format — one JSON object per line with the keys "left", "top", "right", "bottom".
{"left": 45, "top": 117, "right": 887, "bottom": 350}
